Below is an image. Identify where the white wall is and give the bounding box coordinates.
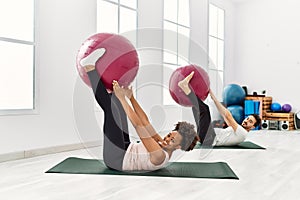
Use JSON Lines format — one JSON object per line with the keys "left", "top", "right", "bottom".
{"left": 233, "top": 0, "right": 300, "bottom": 111}
{"left": 0, "top": 0, "right": 98, "bottom": 154}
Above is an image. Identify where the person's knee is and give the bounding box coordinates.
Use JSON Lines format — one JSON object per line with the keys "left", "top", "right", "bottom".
{"left": 103, "top": 148, "right": 125, "bottom": 171}
{"left": 204, "top": 104, "right": 210, "bottom": 112}
{"left": 198, "top": 103, "right": 210, "bottom": 113}
{"left": 200, "top": 105, "right": 211, "bottom": 121}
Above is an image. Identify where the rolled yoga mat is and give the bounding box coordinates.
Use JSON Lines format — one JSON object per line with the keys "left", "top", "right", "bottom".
{"left": 46, "top": 157, "right": 239, "bottom": 180}
{"left": 195, "top": 141, "right": 266, "bottom": 149}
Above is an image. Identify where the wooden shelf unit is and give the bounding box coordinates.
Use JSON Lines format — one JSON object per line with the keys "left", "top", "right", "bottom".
{"left": 245, "top": 96, "right": 273, "bottom": 120}
{"left": 264, "top": 112, "right": 295, "bottom": 130}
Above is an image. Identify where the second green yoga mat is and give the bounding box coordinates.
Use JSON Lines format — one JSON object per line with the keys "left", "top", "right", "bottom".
{"left": 195, "top": 141, "right": 266, "bottom": 149}
{"left": 46, "top": 157, "right": 239, "bottom": 179}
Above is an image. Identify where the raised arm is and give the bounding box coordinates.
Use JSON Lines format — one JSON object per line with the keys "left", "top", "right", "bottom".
{"left": 113, "top": 81, "right": 166, "bottom": 165}
{"left": 209, "top": 89, "right": 238, "bottom": 131}
{"left": 123, "top": 87, "right": 165, "bottom": 145}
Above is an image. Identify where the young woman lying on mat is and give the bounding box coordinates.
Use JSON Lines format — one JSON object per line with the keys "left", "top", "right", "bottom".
{"left": 80, "top": 49, "right": 199, "bottom": 171}
{"left": 178, "top": 71, "right": 261, "bottom": 147}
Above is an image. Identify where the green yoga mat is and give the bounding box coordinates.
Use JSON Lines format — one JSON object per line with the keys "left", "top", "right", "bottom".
{"left": 46, "top": 157, "right": 239, "bottom": 180}
{"left": 195, "top": 141, "right": 266, "bottom": 149}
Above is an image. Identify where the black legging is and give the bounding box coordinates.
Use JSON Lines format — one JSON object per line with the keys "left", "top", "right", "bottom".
{"left": 187, "top": 91, "right": 216, "bottom": 146}
{"left": 87, "top": 70, "right": 130, "bottom": 171}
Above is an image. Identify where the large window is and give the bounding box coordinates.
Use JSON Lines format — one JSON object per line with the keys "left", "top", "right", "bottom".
{"left": 208, "top": 3, "right": 225, "bottom": 99}
{"left": 163, "top": 0, "right": 190, "bottom": 105}
{"left": 0, "top": 0, "right": 35, "bottom": 114}
{"left": 96, "top": 0, "right": 138, "bottom": 108}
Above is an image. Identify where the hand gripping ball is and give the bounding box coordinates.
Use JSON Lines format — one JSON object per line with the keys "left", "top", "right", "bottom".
{"left": 169, "top": 64, "right": 210, "bottom": 107}
{"left": 76, "top": 33, "right": 139, "bottom": 91}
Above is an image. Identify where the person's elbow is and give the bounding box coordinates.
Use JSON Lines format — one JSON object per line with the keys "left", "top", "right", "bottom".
{"left": 223, "top": 109, "right": 232, "bottom": 120}
{"left": 150, "top": 150, "right": 166, "bottom": 166}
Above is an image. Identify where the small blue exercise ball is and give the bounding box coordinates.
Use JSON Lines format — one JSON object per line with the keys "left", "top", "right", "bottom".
{"left": 223, "top": 84, "right": 246, "bottom": 106}
{"left": 270, "top": 103, "right": 281, "bottom": 112}
{"left": 227, "top": 105, "right": 244, "bottom": 124}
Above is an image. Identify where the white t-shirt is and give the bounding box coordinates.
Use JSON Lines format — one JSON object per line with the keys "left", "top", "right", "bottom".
{"left": 122, "top": 142, "right": 169, "bottom": 171}
{"left": 213, "top": 125, "right": 248, "bottom": 146}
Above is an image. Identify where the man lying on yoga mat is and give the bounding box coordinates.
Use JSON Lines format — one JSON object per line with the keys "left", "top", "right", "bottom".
{"left": 178, "top": 71, "right": 261, "bottom": 147}
{"left": 80, "top": 49, "right": 199, "bottom": 171}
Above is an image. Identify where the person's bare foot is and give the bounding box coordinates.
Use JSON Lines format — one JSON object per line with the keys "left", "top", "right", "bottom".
{"left": 178, "top": 71, "right": 194, "bottom": 95}
{"left": 83, "top": 65, "right": 95, "bottom": 72}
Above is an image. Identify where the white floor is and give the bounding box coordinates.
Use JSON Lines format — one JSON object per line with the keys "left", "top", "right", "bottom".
{"left": 1, "top": 130, "right": 300, "bottom": 200}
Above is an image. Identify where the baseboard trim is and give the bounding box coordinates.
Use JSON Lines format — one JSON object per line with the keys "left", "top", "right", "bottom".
{"left": 0, "top": 141, "right": 101, "bottom": 163}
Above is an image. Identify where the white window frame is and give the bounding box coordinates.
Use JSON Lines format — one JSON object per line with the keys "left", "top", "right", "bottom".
{"left": 163, "top": 0, "right": 191, "bottom": 106}
{"left": 96, "top": 0, "right": 138, "bottom": 110}
{"left": 0, "top": 0, "right": 37, "bottom": 115}
{"left": 208, "top": 3, "right": 225, "bottom": 100}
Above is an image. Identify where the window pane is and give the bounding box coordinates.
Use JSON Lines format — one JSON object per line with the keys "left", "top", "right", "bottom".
{"left": 209, "top": 37, "right": 217, "bottom": 69}
{"left": 164, "top": 22, "right": 178, "bottom": 63}
{"left": 217, "top": 71, "right": 224, "bottom": 99}
{"left": 120, "top": 7, "right": 137, "bottom": 33}
{"left": 97, "top": 0, "right": 118, "bottom": 33}
{"left": 163, "top": 87, "right": 177, "bottom": 105}
{"left": 178, "top": 25, "right": 189, "bottom": 37}
{"left": 164, "top": 21, "right": 177, "bottom": 32}
{"left": 0, "top": 41, "right": 33, "bottom": 109}
{"left": 163, "top": 64, "right": 178, "bottom": 105}
{"left": 120, "top": 7, "right": 137, "bottom": 45}
{"left": 209, "top": 4, "right": 224, "bottom": 101}
{"left": 209, "top": 4, "right": 218, "bottom": 37}
{"left": 218, "top": 8, "right": 225, "bottom": 39}
{"left": 208, "top": 70, "right": 223, "bottom": 100}
{"left": 178, "top": 26, "right": 190, "bottom": 65}
{"left": 208, "top": 70, "right": 217, "bottom": 96}
{"left": 178, "top": 0, "right": 190, "bottom": 26}
{"left": 0, "top": 0, "right": 34, "bottom": 41}
{"left": 163, "top": 0, "right": 190, "bottom": 105}
{"left": 217, "top": 39, "right": 224, "bottom": 70}
{"left": 120, "top": 0, "right": 137, "bottom": 9}
{"left": 178, "top": 56, "right": 189, "bottom": 67}
{"left": 164, "top": 0, "right": 178, "bottom": 22}
{"left": 218, "top": 71, "right": 224, "bottom": 86}
{"left": 163, "top": 51, "right": 177, "bottom": 64}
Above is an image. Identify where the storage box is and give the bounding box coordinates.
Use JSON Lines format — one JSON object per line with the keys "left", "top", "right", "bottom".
{"left": 245, "top": 96, "right": 272, "bottom": 120}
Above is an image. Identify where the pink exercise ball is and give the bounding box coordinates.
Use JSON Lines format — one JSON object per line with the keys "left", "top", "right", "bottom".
{"left": 169, "top": 64, "right": 210, "bottom": 106}
{"left": 76, "top": 33, "right": 139, "bottom": 91}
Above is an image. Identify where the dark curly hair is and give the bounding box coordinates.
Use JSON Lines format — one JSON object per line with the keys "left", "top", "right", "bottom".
{"left": 250, "top": 114, "right": 261, "bottom": 127}
{"left": 173, "top": 121, "right": 200, "bottom": 151}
